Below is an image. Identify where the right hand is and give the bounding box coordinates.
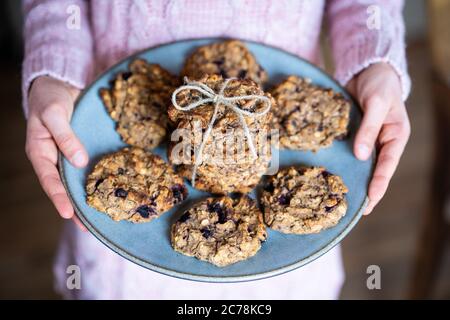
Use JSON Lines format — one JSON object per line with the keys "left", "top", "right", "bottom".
{"left": 26, "top": 76, "right": 88, "bottom": 230}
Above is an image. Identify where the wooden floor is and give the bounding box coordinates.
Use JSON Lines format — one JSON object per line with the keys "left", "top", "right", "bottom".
{"left": 0, "top": 42, "right": 448, "bottom": 299}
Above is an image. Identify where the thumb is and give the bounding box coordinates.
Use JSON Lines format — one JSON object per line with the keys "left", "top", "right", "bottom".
{"left": 41, "top": 103, "right": 89, "bottom": 168}
{"left": 30, "top": 77, "right": 88, "bottom": 168}
{"left": 354, "top": 94, "right": 390, "bottom": 161}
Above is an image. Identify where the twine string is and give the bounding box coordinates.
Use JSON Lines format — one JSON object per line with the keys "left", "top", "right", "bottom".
{"left": 171, "top": 77, "right": 272, "bottom": 187}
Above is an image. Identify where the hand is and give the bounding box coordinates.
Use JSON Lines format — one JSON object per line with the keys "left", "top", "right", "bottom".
{"left": 26, "top": 76, "right": 88, "bottom": 230}
{"left": 346, "top": 62, "right": 410, "bottom": 215}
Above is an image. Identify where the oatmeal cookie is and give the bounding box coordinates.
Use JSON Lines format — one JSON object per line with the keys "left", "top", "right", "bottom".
{"left": 270, "top": 76, "right": 350, "bottom": 151}
{"left": 182, "top": 40, "right": 268, "bottom": 86}
{"left": 261, "top": 166, "right": 348, "bottom": 234}
{"left": 171, "top": 195, "right": 267, "bottom": 267}
{"left": 100, "top": 59, "right": 179, "bottom": 149}
{"left": 86, "top": 147, "right": 187, "bottom": 223}
{"left": 168, "top": 74, "right": 274, "bottom": 194}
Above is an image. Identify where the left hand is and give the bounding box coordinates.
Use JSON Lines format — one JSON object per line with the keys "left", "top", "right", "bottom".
{"left": 346, "top": 62, "right": 411, "bottom": 215}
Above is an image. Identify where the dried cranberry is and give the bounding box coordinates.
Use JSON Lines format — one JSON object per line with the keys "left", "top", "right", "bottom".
{"left": 121, "top": 72, "right": 132, "bottom": 80}
{"left": 201, "top": 228, "right": 213, "bottom": 239}
{"left": 321, "top": 170, "right": 331, "bottom": 179}
{"left": 217, "top": 210, "right": 228, "bottom": 224}
{"left": 208, "top": 202, "right": 228, "bottom": 224}
{"left": 207, "top": 202, "right": 220, "bottom": 213}
{"left": 178, "top": 212, "right": 190, "bottom": 223}
{"left": 171, "top": 184, "right": 186, "bottom": 203}
{"left": 237, "top": 69, "right": 247, "bottom": 79}
{"left": 278, "top": 195, "right": 290, "bottom": 205}
{"left": 213, "top": 58, "right": 225, "bottom": 66}
{"left": 136, "top": 205, "right": 155, "bottom": 218}
{"left": 114, "top": 188, "right": 128, "bottom": 198}
{"left": 219, "top": 68, "right": 228, "bottom": 79}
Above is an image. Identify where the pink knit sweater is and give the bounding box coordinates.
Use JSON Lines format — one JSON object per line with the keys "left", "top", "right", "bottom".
{"left": 22, "top": 0, "right": 410, "bottom": 299}
{"left": 23, "top": 0, "right": 410, "bottom": 110}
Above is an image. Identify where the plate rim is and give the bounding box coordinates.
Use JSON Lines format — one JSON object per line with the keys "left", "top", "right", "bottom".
{"left": 58, "top": 37, "right": 375, "bottom": 283}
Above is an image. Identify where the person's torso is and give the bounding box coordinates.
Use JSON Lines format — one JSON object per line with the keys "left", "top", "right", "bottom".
{"left": 89, "top": 0, "right": 325, "bottom": 72}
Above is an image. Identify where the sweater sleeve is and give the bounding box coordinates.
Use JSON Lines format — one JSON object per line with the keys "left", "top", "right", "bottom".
{"left": 22, "top": 0, "right": 94, "bottom": 116}
{"left": 326, "top": 0, "right": 411, "bottom": 101}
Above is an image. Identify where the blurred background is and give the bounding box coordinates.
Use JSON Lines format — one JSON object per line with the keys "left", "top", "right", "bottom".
{"left": 0, "top": 0, "right": 449, "bottom": 299}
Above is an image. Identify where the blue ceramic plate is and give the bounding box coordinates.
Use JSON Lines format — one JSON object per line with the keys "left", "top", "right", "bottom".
{"left": 60, "top": 39, "right": 374, "bottom": 282}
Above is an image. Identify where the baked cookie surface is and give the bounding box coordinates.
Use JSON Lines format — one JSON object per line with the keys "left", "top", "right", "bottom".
{"left": 100, "top": 59, "right": 179, "bottom": 149}
{"left": 168, "top": 74, "right": 274, "bottom": 194}
{"left": 261, "top": 166, "right": 348, "bottom": 234}
{"left": 182, "top": 40, "right": 268, "bottom": 86}
{"left": 171, "top": 195, "right": 267, "bottom": 267}
{"left": 86, "top": 147, "right": 187, "bottom": 223}
{"left": 270, "top": 76, "right": 350, "bottom": 151}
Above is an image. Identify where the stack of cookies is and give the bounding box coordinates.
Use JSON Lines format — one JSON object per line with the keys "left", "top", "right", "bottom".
{"left": 86, "top": 40, "right": 351, "bottom": 267}
{"left": 167, "top": 74, "right": 273, "bottom": 194}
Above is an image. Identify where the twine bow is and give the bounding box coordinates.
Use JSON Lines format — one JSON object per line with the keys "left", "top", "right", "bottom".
{"left": 171, "top": 77, "right": 272, "bottom": 187}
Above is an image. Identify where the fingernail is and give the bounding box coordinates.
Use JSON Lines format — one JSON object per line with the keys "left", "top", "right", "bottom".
{"left": 72, "top": 151, "right": 87, "bottom": 167}
{"left": 357, "top": 144, "right": 370, "bottom": 160}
